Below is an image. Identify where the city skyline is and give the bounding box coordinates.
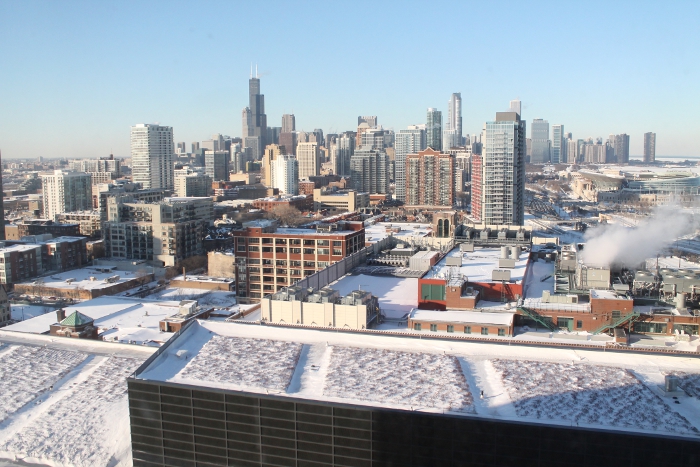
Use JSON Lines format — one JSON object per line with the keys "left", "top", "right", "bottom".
{"left": 1, "top": 1, "right": 699, "bottom": 159}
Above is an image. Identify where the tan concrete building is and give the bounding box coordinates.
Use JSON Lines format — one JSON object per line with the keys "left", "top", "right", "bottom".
{"left": 313, "top": 188, "right": 369, "bottom": 212}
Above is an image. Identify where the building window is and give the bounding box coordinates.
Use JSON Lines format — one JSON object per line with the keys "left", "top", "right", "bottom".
{"left": 498, "top": 328, "right": 505, "bottom": 337}
{"left": 430, "top": 324, "right": 437, "bottom": 332}
{"left": 576, "top": 320, "right": 583, "bottom": 329}
{"left": 464, "top": 326, "right": 471, "bottom": 334}
{"left": 414, "top": 323, "right": 421, "bottom": 331}
{"left": 481, "top": 327, "right": 489, "bottom": 335}
{"left": 447, "top": 325, "right": 454, "bottom": 333}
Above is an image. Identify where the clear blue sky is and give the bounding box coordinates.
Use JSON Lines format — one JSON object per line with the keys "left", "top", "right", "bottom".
{"left": 1, "top": 0, "right": 698, "bottom": 159}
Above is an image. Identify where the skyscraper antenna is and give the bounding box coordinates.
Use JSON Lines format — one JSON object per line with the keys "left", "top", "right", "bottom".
{"left": 250, "top": 64, "right": 253, "bottom": 79}
{"left": 256, "top": 64, "right": 258, "bottom": 78}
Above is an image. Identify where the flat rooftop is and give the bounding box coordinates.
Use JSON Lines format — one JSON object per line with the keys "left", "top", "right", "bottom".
{"left": 135, "top": 321, "right": 700, "bottom": 438}
{"left": 409, "top": 309, "right": 514, "bottom": 326}
{"left": 328, "top": 273, "right": 417, "bottom": 319}
{"left": 364, "top": 222, "right": 433, "bottom": 243}
{"left": 15, "top": 266, "right": 145, "bottom": 291}
{"left": 4, "top": 295, "right": 177, "bottom": 345}
{"left": 423, "top": 246, "right": 529, "bottom": 283}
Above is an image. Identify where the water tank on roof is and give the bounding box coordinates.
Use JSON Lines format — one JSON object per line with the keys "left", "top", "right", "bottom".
{"left": 665, "top": 375, "right": 679, "bottom": 392}
{"left": 500, "top": 246, "right": 509, "bottom": 259}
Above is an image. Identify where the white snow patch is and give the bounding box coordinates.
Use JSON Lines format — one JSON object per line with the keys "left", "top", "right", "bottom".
{"left": 0, "top": 346, "right": 87, "bottom": 423}
{"left": 492, "top": 359, "right": 699, "bottom": 436}
{"left": 0, "top": 356, "right": 141, "bottom": 467}
{"left": 177, "top": 335, "right": 302, "bottom": 392}
{"left": 324, "top": 346, "right": 473, "bottom": 413}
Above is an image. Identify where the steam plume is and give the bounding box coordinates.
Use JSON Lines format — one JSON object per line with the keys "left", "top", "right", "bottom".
{"left": 580, "top": 206, "right": 696, "bottom": 268}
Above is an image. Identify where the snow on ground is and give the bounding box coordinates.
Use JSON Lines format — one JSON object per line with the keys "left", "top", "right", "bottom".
{"left": 178, "top": 335, "right": 302, "bottom": 391}
{"left": 492, "top": 359, "right": 699, "bottom": 436}
{"left": 324, "top": 346, "right": 473, "bottom": 413}
{"left": 0, "top": 356, "right": 141, "bottom": 467}
{"left": 10, "top": 305, "right": 57, "bottom": 322}
{"left": 668, "top": 372, "right": 700, "bottom": 399}
{"left": 0, "top": 346, "right": 87, "bottom": 423}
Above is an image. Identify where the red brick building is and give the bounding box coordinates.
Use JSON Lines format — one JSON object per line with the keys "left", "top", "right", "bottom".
{"left": 231, "top": 220, "right": 365, "bottom": 302}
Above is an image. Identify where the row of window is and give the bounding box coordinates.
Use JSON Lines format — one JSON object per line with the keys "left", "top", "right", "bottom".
{"left": 413, "top": 323, "right": 506, "bottom": 336}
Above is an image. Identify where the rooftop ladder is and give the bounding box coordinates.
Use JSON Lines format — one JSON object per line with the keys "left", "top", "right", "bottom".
{"left": 517, "top": 306, "right": 558, "bottom": 331}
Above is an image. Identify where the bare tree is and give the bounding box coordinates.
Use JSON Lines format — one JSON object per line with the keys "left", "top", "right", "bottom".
{"left": 266, "top": 205, "right": 306, "bottom": 227}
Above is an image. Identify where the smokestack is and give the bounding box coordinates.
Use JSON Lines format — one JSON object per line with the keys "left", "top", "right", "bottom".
{"left": 183, "top": 267, "right": 186, "bottom": 281}
{"left": 56, "top": 309, "right": 66, "bottom": 322}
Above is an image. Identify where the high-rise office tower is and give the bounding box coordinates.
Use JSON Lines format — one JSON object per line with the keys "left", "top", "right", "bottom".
{"left": 644, "top": 132, "right": 656, "bottom": 163}
{"left": 394, "top": 128, "right": 426, "bottom": 202}
{"left": 360, "top": 128, "right": 386, "bottom": 151}
{"left": 426, "top": 108, "right": 442, "bottom": 150}
{"left": 350, "top": 149, "right": 389, "bottom": 194}
{"left": 131, "top": 123, "right": 175, "bottom": 190}
{"left": 335, "top": 133, "right": 355, "bottom": 177}
{"left": 262, "top": 144, "right": 285, "bottom": 187}
{"left": 244, "top": 70, "right": 267, "bottom": 147}
{"left": 477, "top": 111, "right": 526, "bottom": 225}
{"left": 405, "top": 148, "right": 454, "bottom": 207}
{"left": 272, "top": 155, "right": 299, "bottom": 195}
{"left": 282, "top": 114, "right": 296, "bottom": 133}
{"left": 509, "top": 100, "right": 521, "bottom": 116}
{"left": 444, "top": 93, "right": 463, "bottom": 149}
{"left": 358, "top": 116, "right": 378, "bottom": 128}
{"left": 205, "top": 150, "right": 229, "bottom": 181}
{"left": 566, "top": 139, "right": 579, "bottom": 164}
{"left": 297, "top": 142, "right": 321, "bottom": 179}
{"left": 551, "top": 124, "right": 564, "bottom": 164}
{"left": 191, "top": 142, "right": 200, "bottom": 154}
{"left": 279, "top": 132, "right": 298, "bottom": 156}
{"left": 41, "top": 170, "right": 93, "bottom": 220}
{"left": 613, "top": 134, "right": 630, "bottom": 164}
{"left": 530, "top": 119, "right": 550, "bottom": 164}
{"left": 242, "top": 107, "right": 252, "bottom": 139}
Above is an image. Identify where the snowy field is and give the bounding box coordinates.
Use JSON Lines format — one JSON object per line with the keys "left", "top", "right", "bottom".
{"left": 0, "top": 356, "right": 141, "bottom": 467}
{"left": 324, "top": 346, "right": 473, "bottom": 412}
{"left": 0, "top": 345, "right": 87, "bottom": 423}
{"left": 668, "top": 372, "right": 700, "bottom": 399}
{"left": 492, "top": 359, "right": 699, "bottom": 436}
{"left": 179, "top": 335, "right": 302, "bottom": 391}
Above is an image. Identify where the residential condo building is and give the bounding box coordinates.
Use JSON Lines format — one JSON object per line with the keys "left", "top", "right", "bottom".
{"left": 41, "top": 170, "right": 93, "bottom": 221}
{"left": 405, "top": 148, "right": 454, "bottom": 207}
{"left": 131, "top": 123, "right": 174, "bottom": 190}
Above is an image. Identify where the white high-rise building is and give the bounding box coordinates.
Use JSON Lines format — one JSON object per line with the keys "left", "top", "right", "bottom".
{"left": 297, "top": 142, "right": 320, "bottom": 179}
{"left": 551, "top": 124, "right": 564, "bottom": 164}
{"left": 334, "top": 133, "right": 354, "bottom": 177}
{"left": 41, "top": 170, "right": 93, "bottom": 220}
{"left": 478, "top": 111, "right": 526, "bottom": 225}
{"left": 273, "top": 155, "right": 299, "bottom": 195}
{"left": 394, "top": 128, "right": 426, "bottom": 201}
{"left": 131, "top": 123, "right": 175, "bottom": 190}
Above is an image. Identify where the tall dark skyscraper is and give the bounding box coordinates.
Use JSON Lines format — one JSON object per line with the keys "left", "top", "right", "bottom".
{"left": 242, "top": 67, "right": 268, "bottom": 157}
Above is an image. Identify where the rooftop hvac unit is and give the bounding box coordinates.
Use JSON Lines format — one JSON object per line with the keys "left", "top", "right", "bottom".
{"left": 492, "top": 269, "right": 511, "bottom": 282}
{"left": 516, "top": 231, "right": 525, "bottom": 241}
{"left": 665, "top": 375, "right": 679, "bottom": 392}
{"left": 497, "top": 230, "right": 507, "bottom": 240}
{"left": 460, "top": 243, "right": 474, "bottom": 252}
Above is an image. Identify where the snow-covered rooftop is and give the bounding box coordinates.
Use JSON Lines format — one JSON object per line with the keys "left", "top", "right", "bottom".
{"left": 134, "top": 321, "right": 700, "bottom": 438}
{"left": 328, "top": 274, "right": 417, "bottom": 318}
{"left": 16, "top": 266, "right": 147, "bottom": 291}
{"left": 4, "top": 296, "right": 177, "bottom": 345}
{"left": 423, "top": 246, "right": 529, "bottom": 283}
{"left": 0, "top": 340, "right": 149, "bottom": 467}
{"left": 364, "top": 222, "right": 433, "bottom": 243}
